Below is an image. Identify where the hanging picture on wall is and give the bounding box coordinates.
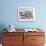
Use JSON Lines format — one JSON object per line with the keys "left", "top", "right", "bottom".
{"left": 18, "top": 7, "right": 35, "bottom": 21}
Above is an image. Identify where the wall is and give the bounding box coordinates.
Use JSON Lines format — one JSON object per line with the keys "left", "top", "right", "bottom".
{"left": 0, "top": 0, "right": 46, "bottom": 30}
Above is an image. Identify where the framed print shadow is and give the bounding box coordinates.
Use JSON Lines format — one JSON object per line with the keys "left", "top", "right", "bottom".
{"left": 18, "top": 7, "right": 35, "bottom": 21}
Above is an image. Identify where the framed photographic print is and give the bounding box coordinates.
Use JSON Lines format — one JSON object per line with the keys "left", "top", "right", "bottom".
{"left": 18, "top": 7, "right": 35, "bottom": 21}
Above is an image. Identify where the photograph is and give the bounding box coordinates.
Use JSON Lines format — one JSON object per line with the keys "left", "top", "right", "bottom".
{"left": 18, "top": 7, "right": 35, "bottom": 21}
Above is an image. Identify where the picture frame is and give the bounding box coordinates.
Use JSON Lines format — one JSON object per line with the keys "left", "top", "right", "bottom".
{"left": 18, "top": 7, "right": 35, "bottom": 21}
